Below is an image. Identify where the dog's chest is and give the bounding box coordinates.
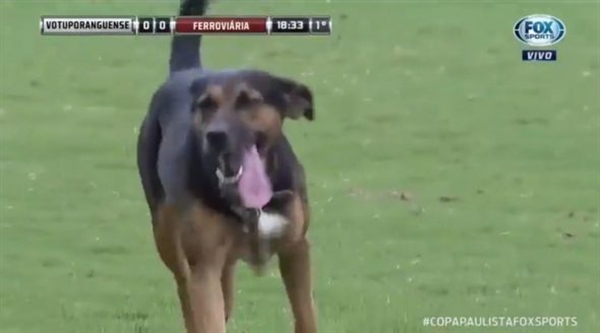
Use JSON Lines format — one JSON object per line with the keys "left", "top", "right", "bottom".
{"left": 238, "top": 210, "right": 290, "bottom": 269}
{"left": 255, "top": 211, "right": 289, "bottom": 238}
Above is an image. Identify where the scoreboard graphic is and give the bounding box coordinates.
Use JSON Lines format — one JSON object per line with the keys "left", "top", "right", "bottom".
{"left": 39, "top": 16, "right": 332, "bottom": 35}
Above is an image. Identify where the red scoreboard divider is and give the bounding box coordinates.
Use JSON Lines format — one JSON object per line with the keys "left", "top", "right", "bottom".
{"left": 40, "top": 16, "right": 331, "bottom": 35}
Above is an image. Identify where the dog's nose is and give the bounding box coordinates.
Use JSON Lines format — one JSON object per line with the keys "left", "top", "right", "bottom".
{"left": 205, "top": 130, "right": 228, "bottom": 152}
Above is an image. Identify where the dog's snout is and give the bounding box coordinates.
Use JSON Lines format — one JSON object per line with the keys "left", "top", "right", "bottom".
{"left": 205, "top": 130, "right": 228, "bottom": 152}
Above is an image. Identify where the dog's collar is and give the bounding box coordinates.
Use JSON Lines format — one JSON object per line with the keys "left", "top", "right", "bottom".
{"left": 231, "top": 206, "right": 261, "bottom": 233}
{"left": 229, "top": 190, "right": 293, "bottom": 231}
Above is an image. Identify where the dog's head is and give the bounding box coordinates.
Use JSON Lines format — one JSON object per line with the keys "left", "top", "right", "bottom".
{"left": 189, "top": 70, "right": 313, "bottom": 208}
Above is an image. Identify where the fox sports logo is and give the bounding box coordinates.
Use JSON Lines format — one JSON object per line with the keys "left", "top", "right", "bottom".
{"left": 514, "top": 14, "right": 566, "bottom": 47}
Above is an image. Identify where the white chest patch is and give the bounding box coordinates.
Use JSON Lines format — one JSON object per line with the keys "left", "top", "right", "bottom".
{"left": 257, "top": 212, "right": 289, "bottom": 238}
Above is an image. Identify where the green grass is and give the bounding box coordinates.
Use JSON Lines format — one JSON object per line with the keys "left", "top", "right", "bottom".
{"left": 1, "top": 0, "right": 599, "bottom": 332}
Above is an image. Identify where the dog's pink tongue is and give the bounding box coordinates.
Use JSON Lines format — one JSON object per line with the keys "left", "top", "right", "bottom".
{"left": 238, "top": 145, "right": 273, "bottom": 209}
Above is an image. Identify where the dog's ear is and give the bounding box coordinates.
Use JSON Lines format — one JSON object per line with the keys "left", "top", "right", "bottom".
{"left": 272, "top": 76, "right": 314, "bottom": 121}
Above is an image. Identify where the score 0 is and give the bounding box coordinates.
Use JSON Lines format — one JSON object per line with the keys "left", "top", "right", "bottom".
{"left": 136, "top": 17, "right": 172, "bottom": 35}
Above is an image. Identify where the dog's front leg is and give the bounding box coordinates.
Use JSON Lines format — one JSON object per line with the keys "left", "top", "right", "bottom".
{"left": 175, "top": 276, "right": 196, "bottom": 333}
{"left": 221, "top": 262, "right": 236, "bottom": 322}
{"left": 182, "top": 204, "right": 232, "bottom": 333}
{"left": 279, "top": 238, "right": 317, "bottom": 333}
{"left": 182, "top": 262, "right": 227, "bottom": 333}
{"left": 154, "top": 205, "right": 203, "bottom": 333}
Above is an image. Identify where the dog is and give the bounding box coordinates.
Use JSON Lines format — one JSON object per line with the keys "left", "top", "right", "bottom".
{"left": 136, "top": 1, "right": 317, "bottom": 332}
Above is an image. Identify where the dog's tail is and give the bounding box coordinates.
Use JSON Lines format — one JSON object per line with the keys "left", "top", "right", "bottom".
{"left": 169, "top": 0, "right": 210, "bottom": 74}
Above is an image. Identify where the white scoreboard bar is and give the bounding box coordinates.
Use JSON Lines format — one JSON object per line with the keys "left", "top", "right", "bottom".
{"left": 40, "top": 16, "right": 136, "bottom": 35}
{"left": 39, "top": 15, "right": 332, "bottom": 36}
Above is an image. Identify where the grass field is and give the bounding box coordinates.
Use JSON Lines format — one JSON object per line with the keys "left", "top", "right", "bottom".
{"left": 1, "top": 0, "right": 599, "bottom": 332}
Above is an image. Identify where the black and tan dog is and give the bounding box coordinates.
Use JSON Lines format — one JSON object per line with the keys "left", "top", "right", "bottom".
{"left": 136, "top": 1, "right": 317, "bottom": 332}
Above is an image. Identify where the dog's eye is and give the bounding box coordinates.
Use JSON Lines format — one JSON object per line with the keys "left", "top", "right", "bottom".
{"left": 195, "top": 96, "right": 217, "bottom": 111}
{"left": 193, "top": 96, "right": 218, "bottom": 123}
{"left": 234, "top": 90, "right": 263, "bottom": 110}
